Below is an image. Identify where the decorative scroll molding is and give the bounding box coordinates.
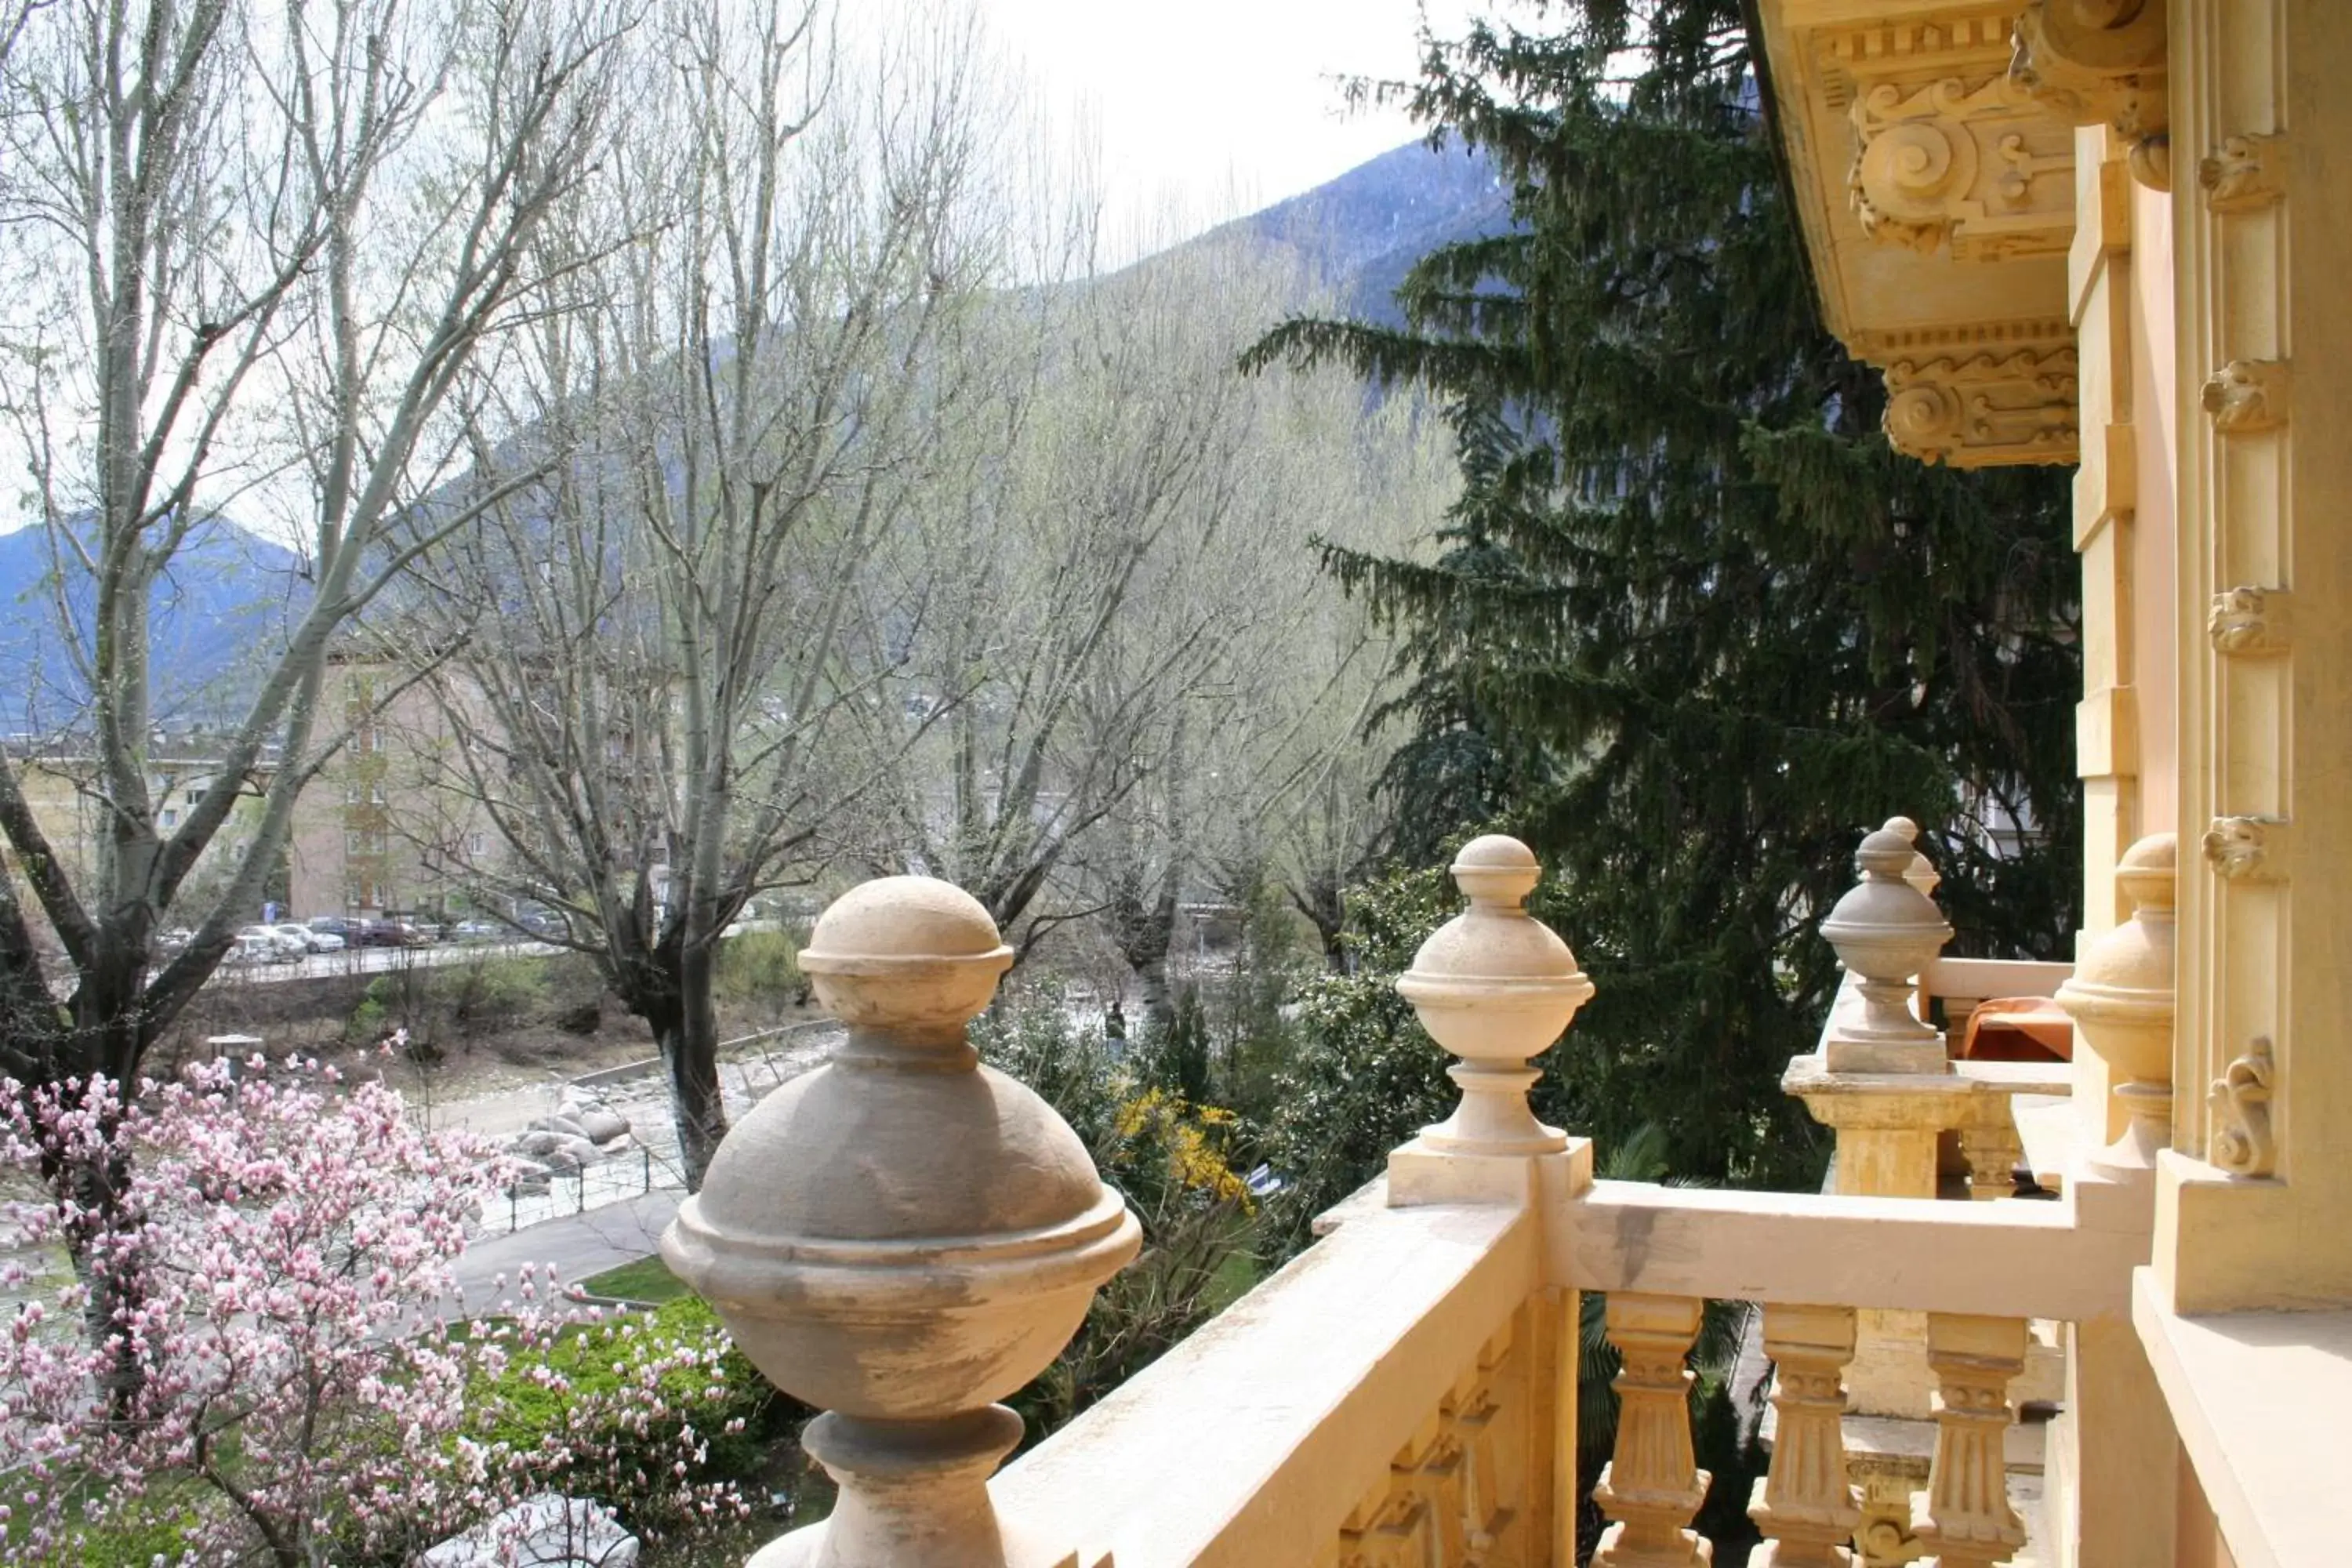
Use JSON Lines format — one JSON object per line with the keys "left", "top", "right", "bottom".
{"left": 1750, "top": 1304, "right": 1862, "bottom": 1566}
{"left": 2201, "top": 358, "right": 2291, "bottom": 434}
{"left": 2199, "top": 132, "right": 2285, "bottom": 214}
{"left": 2201, "top": 815, "right": 2287, "bottom": 882}
{"left": 1848, "top": 74, "right": 2074, "bottom": 260}
{"left": 2208, "top": 586, "right": 2292, "bottom": 655}
{"left": 1883, "top": 345, "right": 2080, "bottom": 467}
{"left": 1911, "top": 1315, "right": 2027, "bottom": 1568}
{"left": 1592, "top": 1293, "right": 1710, "bottom": 1568}
{"left": 1336, "top": 1320, "right": 1522, "bottom": 1568}
{"left": 2209, "top": 1036, "right": 2277, "bottom": 1178}
{"left": 2009, "top": 0, "right": 2169, "bottom": 187}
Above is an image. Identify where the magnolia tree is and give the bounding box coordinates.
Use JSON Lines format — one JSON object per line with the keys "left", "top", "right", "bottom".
{"left": 0, "top": 1054, "right": 751, "bottom": 1566}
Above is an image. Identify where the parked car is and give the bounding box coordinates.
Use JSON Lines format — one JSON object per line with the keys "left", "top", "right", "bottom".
{"left": 234, "top": 924, "right": 303, "bottom": 962}
{"left": 448, "top": 919, "right": 503, "bottom": 943}
{"left": 273, "top": 922, "right": 343, "bottom": 953}
{"left": 516, "top": 909, "right": 569, "bottom": 941}
{"left": 354, "top": 918, "right": 432, "bottom": 949}
{"left": 307, "top": 916, "right": 358, "bottom": 942}
{"left": 224, "top": 934, "right": 278, "bottom": 967}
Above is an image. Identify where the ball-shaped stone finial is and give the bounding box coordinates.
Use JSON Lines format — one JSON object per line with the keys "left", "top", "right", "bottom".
{"left": 1820, "top": 817, "right": 1954, "bottom": 1073}
{"left": 797, "top": 873, "right": 1014, "bottom": 1045}
{"left": 663, "top": 874, "right": 1140, "bottom": 1568}
{"left": 1396, "top": 835, "right": 1594, "bottom": 1155}
{"left": 2057, "top": 833, "right": 2177, "bottom": 1173}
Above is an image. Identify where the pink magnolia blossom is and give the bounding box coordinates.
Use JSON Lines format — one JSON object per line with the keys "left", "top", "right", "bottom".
{"left": 0, "top": 1057, "right": 750, "bottom": 1566}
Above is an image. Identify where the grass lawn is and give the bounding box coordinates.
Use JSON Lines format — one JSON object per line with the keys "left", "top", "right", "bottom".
{"left": 580, "top": 1251, "right": 691, "bottom": 1303}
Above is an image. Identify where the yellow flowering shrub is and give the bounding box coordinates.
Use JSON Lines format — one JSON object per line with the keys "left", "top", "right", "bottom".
{"left": 1110, "top": 1088, "right": 1254, "bottom": 1211}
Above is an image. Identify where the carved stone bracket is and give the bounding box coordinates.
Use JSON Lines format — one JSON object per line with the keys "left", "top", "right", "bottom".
{"left": 2199, "top": 132, "right": 2285, "bottom": 214}
{"left": 1849, "top": 74, "right": 2076, "bottom": 260}
{"left": 1883, "top": 345, "right": 2079, "bottom": 467}
{"left": 2201, "top": 359, "right": 2291, "bottom": 434}
{"left": 2010, "top": 0, "right": 2170, "bottom": 187}
{"left": 2209, "top": 1036, "right": 2277, "bottom": 1178}
{"left": 2208, "top": 586, "right": 2292, "bottom": 655}
{"left": 2201, "top": 815, "right": 2288, "bottom": 882}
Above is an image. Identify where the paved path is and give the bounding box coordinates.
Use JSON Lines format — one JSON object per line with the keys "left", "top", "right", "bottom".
{"left": 454, "top": 1190, "right": 682, "bottom": 1312}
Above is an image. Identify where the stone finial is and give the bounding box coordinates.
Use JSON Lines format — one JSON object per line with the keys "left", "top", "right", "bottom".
{"left": 1820, "top": 818, "right": 1955, "bottom": 1074}
{"left": 1395, "top": 835, "right": 1593, "bottom": 1156}
{"left": 662, "top": 876, "right": 1141, "bottom": 1568}
{"left": 2056, "top": 833, "right": 2176, "bottom": 1174}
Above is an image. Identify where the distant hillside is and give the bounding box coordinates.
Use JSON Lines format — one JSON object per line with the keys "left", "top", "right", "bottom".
{"left": 1223, "top": 139, "right": 1512, "bottom": 323}
{"left": 0, "top": 143, "right": 1504, "bottom": 730}
{"left": 0, "top": 518, "right": 309, "bottom": 734}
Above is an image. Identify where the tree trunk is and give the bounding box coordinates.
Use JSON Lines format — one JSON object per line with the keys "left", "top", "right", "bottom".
{"left": 54, "top": 1105, "right": 148, "bottom": 1420}
{"left": 1294, "top": 875, "right": 1349, "bottom": 974}
{"left": 670, "top": 936, "right": 728, "bottom": 1190}
{"left": 1112, "top": 869, "right": 1181, "bottom": 1040}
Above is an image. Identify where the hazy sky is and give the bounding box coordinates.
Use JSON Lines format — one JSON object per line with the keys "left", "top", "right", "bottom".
{"left": 971, "top": 0, "right": 1480, "bottom": 246}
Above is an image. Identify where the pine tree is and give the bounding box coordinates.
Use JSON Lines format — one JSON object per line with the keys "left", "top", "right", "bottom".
{"left": 1249, "top": 0, "right": 2081, "bottom": 1185}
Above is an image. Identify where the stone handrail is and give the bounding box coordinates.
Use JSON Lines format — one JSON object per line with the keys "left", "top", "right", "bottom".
{"left": 993, "top": 1198, "right": 1552, "bottom": 1567}
{"left": 1557, "top": 1179, "right": 2139, "bottom": 1323}
{"left": 674, "top": 835, "right": 2177, "bottom": 1566}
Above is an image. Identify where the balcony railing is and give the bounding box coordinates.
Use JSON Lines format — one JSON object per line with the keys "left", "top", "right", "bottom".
{"left": 659, "top": 829, "right": 2181, "bottom": 1567}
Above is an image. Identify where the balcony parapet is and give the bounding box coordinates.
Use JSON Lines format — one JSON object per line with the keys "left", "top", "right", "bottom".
{"left": 673, "top": 842, "right": 2172, "bottom": 1566}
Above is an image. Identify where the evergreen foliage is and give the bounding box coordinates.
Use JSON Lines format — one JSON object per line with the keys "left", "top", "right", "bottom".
{"left": 1251, "top": 0, "right": 2079, "bottom": 1189}
{"left": 1249, "top": 0, "right": 2082, "bottom": 1186}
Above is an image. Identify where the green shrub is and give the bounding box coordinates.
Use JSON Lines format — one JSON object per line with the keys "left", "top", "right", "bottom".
{"left": 715, "top": 927, "right": 808, "bottom": 1012}
{"left": 446, "top": 954, "right": 548, "bottom": 1025}
{"left": 469, "top": 1295, "right": 800, "bottom": 1510}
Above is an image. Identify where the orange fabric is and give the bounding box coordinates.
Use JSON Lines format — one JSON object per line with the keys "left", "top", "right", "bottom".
{"left": 1958, "top": 996, "right": 2074, "bottom": 1063}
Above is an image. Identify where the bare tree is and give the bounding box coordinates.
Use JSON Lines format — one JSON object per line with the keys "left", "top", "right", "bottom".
{"left": 396, "top": 0, "right": 996, "bottom": 1186}
{"left": 0, "top": 0, "right": 629, "bottom": 1374}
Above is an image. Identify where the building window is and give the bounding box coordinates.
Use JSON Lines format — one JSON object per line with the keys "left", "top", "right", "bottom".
{"left": 345, "top": 782, "right": 360, "bottom": 805}
{"left": 160, "top": 808, "right": 178, "bottom": 829}
{"left": 183, "top": 788, "right": 201, "bottom": 806}
{"left": 371, "top": 782, "right": 386, "bottom": 805}
{"left": 467, "top": 832, "right": 488, "bottom": 857}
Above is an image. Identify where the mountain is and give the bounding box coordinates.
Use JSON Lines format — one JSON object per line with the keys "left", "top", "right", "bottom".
{"left": 1221, "top": 139, "right": 1512, "bottom": 323}
{"left": 0, "top": 142, "right": 1504, "bottom": 733}
{"left": 0, "top": 517, "right": 309, "bottom": 735}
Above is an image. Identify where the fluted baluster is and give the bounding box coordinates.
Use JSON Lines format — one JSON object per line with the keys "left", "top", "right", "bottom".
{"left": 1747, "top": 1304, "right": 1860, "bottom": 1567}
{"left": 1592, "top": 1292, "right": 1711, "bottom": 1567}
{"left": 1911, "top": 1314, "right": 2027, "bottom": 1568}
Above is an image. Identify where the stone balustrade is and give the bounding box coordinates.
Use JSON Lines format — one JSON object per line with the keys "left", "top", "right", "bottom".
{"left": 670, "top": 834, "right": 2170, "bottom": 1568}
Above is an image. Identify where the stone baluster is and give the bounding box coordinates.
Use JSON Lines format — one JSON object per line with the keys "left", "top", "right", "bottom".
{"left": 660, "top": 876, "right": 1142, "bottom": 1568}
{"left": 1821, "top": 818, "right": 1955, "bottom": 1074}
{"left": 1395, "top": 833, "right": 1594, "bottom": 1157}
{"left": 1911, "top": 1314, "right": 2028, "bottom": 1568}
{"left": 1955, "top": 1123, "right": 2027, "bottom": 1202}
{"left": 1592, "top": 1292, "right": 1711, "bottom": 1568}
{"left": 2053, "top": 833, "right": 2177, "bottom": 1173}
{"left": 1747, "top": 1304, "right": 1860, "bottom": 1568}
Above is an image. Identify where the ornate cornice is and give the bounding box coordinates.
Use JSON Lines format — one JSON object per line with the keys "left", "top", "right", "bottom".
{"left": 1882, "top": 341, "right": 2079, "bottom": 466}
{"left": 1849, "top": 73, "right": 2074, "bottom": 260}
{"left": 2009, "top": 0, "right": 2170, "bottom": 187}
